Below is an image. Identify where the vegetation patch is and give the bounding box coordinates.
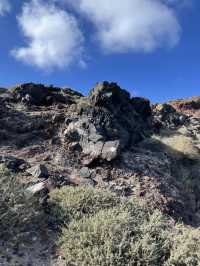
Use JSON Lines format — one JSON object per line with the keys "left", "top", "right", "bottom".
{"left": 48, "top": 186, "right": 200, "bottom": 266}
{"left": 1, "top": 153, "right": 200, "bottom": 265}
{"left": 0, "top": 164, "right": 47, "bottom": 246}
{"left": 48, "top": 186, "right": 120, "bottom": 226}
{"left": 58, "top": 206, "right": 171, "bottom": 266}
{"left": 166, "top": 225, "right": 200, "bottom": 266}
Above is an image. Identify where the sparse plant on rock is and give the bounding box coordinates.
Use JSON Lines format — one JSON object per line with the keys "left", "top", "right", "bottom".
{"left": 165, "top": 225, "right": 200, "bottom": 266}
{"left": 48, "top": 186, "right": 120, "bottom": 227}
{"left": 0, "top": 164, "right": 46, "bottom": 246}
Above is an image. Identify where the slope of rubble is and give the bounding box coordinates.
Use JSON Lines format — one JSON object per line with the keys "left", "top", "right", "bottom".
{"left": 1, "top": 81, "right": 200, "bottom": 265}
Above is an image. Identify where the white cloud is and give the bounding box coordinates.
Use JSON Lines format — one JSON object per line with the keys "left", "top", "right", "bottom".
{"left": 0, "top": 0, "right": 11, "bottom": 15}
{"left": 12, "top": 0, "right": 85, "bottom": 70}
{"left": 65, "top": 0, "right": 181, "bottom": 53}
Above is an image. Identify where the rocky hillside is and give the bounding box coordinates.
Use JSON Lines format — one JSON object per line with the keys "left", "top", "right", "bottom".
{"left": 169, "top": 96, "right": 200, "bottom": 117}
{"left": 1, "top": 82, "right": 200, "bottom": 265}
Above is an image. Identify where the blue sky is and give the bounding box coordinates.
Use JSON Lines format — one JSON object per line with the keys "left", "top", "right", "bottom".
{"left": 0, "top": 0, "right": 199, "bottom": 102}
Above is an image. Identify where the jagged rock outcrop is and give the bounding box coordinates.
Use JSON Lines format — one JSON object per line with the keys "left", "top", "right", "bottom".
{"left": 11, "top": 83, "right": 83, "bottom": 106}
{"left": 63, "top": 82, "right": 152, "bottom": 165}
{"left": 1, "top": 81, "right": 200, "bottom": 226}
{"left": 152, "top": 103, "right": 187, "bottom": 131}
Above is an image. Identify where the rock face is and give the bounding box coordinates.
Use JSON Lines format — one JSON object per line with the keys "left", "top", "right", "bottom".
{"left": 1, "top": 81, "right": 200, "bottom": 226}
{"left": 152, "top": 103, "right": 187, "bottom": 131}
{"left": 11, "top": 83, "right": 83, "bottom": 106}
{"left": 169, "top": 96, "right": 200, "bottom": 117}
{"left": 63, "top": 82, "right": 152, "bottom": 165}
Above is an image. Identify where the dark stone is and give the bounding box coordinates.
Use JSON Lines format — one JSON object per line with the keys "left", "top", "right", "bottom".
{"left": 11, "top": 83, "right": 82, "bottom": 106}
{"left": 131, "top": 97, "right": 152, "bottom": 117}
{"left": 89, "top": 81, "right": 130, "bottom": 109}
{"left": 153, "top": 103, "right": 188, "bottom": 130}
{"left": 63, "top": 82, "right": 152, "bottom": 165}
{"left": 0, "top": 155, "right": 26, "bottom": 172}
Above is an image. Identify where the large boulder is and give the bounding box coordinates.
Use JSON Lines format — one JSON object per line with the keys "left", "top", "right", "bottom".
{"left": 89, "top": 81, "right": 130, "bottom": 109}
{"left": 63, "top": 82, "right": 152, "bottom": 165}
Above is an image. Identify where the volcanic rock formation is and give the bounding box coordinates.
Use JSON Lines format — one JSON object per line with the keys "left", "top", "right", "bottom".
{"left": 1, "top": 81, "right": 200, "bottom": 226}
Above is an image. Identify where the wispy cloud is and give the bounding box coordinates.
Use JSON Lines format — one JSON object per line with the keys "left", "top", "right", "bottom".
{"left": 64, "top": 0, "right": 181, "bottom": 53}
{"left": 11, "top": 0, "right": 85, "bottom": 70}
{"left": 0, "top": 0, "right": 11, "bottom": 16}
{"left": 12, "top": 0, "right": 191, "bottom": 70}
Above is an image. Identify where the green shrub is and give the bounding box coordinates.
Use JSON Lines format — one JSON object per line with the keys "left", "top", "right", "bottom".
{"left": 53, "top": 190, "right": 173, "bottom": 266}
{"left": 0, "top": 165, "right": 46, "bottom": 245}
{"left": 129, "top": 210, "right": 172, "bottom": 266}
{"left": 165, "top": 225, "right": 200, "bottom": 266}
{"left": 59, "top": 208, "right": 132, "bottom": 266}
{"left": 51, "top": 187, "right": 200, "bottom": 266}
{"left": 48, "top": 186, "right": 119, "bottom": 226}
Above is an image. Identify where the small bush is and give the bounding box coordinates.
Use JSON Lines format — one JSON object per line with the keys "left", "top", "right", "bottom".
{"left": 53, "top": 189, "right": 173, "bottom": 266}
{"left": 59, "top": 208, "right": 133, "bottom": 266}
{"left": 0, "top": 164, "right": 46, "bottom": 245}
{"left": 129, "top": 210, "right": 171, "bottom": 266}
{"left": 165, "top": 225, "right": 200, "bottom": 266}
{"left": 51, "top": 187, "right": 200, "bottom": 266}
{"left": 48, "top": 186, "right": 119, "bottom": 226}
